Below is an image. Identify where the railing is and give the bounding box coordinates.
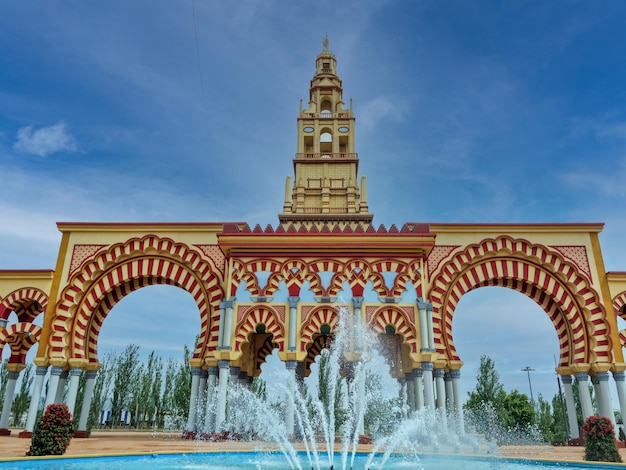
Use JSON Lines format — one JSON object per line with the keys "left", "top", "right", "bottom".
{"left": 301, "top": 207, "right": 348, "bottom": 214}
{"left": 295, "top": 152, "right": 358, "bottom": 160}
{"left": 299, "top": 112, "right": 352, "bottom": 119}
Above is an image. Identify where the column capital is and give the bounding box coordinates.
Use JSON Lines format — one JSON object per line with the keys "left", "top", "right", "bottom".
{"left": 561, "top": 374, "right": 573, "bottom": 384}
{"left": 85, "top": 370, "right": 98, "bottom": 379}
{"left": 207, "top": 366, "right": 218, "bottom": 376}
{"left": 218, "top": 360, "right": 230, "bottom": 369}
{"left": 595, "top": 371, "right": 610, "bottom": 382}
{"left": 69, "top": 368, "right": 83, "bottom": 377}
{"left": 200, "top": 369, "right": 209, "bottom": 379}
{"left": 433, "top": 368, "right": 445, "bottom": 378}
{"left": 421, "top": 362, "right": 434, "bottom": 371}
{"left": 50, "top": 366, "right": 64, "bottom": 377}
{"left": 191, "top": 367, "right": 203, "bottom": 376}
{"left": 449, "top": 369, "right": 461, "bottom": 379}
{"left": 413, "top": 368, "right": 423, "bottom": 378}
{"left": 7, "top": 371, "right": 20, "bottom": 380}
{"left": 574, "top": 371, "right": 589, "bottom": 382}
{"left": 0, "top": 319, "right": 7, "bottom": 328}
{"left": 613, "top": 371, "right": 625, "bottom": 382}
{"left": 285, "top": 360, "right": 297, "bottom": 371}
{"left": 220, "top": 299, "right": 235, "bottom": 309}
{"left": 352, "top": 296, "right": 364, "bottom": 308}
{"left": 288, "top": 296, "right": 300, "bottom": 308}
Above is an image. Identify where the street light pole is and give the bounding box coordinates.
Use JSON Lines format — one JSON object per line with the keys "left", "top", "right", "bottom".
{"left": 522, "top": 366, "right": 535, "bottom": 409}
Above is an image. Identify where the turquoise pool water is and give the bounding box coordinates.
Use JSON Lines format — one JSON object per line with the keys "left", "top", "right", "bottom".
{"left": 0, "top": 453, "right": 617, "bottom": 470}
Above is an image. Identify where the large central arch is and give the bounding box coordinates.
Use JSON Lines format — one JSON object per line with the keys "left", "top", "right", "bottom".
{"left": 428, "top": 235, "right": 612, "bottom": 369}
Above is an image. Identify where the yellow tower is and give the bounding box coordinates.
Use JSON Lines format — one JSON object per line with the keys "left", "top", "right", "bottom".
{"left": 279, "top": 37, "right": 373, "bottom": 228}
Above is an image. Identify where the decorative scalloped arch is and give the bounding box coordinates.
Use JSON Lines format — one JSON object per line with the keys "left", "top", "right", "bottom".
{"left": 0, "top": 323, "right": 42, "bottom": 364}
{"left": 1, "top": 288, "right": 48, "bottom": 322}
{"left": 299, "top": 306, "right": 339, "bottom": 351}
{"left": 329, "top": 260, "right": 377, "bottom": 297}
{"left": 368, "top": 306, "right": 418, "bottom": 353}
{"left": 613, "top": 291, "right": 626, "bottom": 320}
{"left": 50, "top": 235, "right": 223, "bottom": 364}
{"left": 428, "top": 236, "right": 610, "bottom": 368}
{"left": 233, "top": 305, "right": 285, "bottom": 352}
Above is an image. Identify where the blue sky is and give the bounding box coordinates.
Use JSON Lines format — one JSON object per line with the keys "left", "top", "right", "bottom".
{"left": 2, "top": 2, "right": 626, "bottom": 407}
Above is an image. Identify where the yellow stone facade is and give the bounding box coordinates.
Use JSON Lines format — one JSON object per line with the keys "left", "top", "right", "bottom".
{"left": 2, "top": 39, "right": 626, "bottom": 438}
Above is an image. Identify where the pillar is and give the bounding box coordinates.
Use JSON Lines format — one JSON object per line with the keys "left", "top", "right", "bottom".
{"left": 217, "top": 301, "right": 226, "bottom": 348}
{"left": 196, "top": 369, "right": 208, "bottom": 431}
{"left": 65, "top": 368, "right": 83, "bottom": 416}
{"left": 575, "top": 372, "right": 594, "bottom": 420}
{"left": 594, "top": 372, "right": 616, "bottom": 427}
{"left": 417, "top": 300, "right": 429, "bottom": 350}
{"left": 561, "top": 375, "right": 579, "bottom": 439}
{"left": 398, "top": 378, "right": 407, "bottom": 417}
{"left": 444, "top": 372, "right": 454, "bottom": 413}
{"left": 186, "top": 367, "right": 202, "bottom": 433}
{"left": 426, "top": 303, "right": 435, "bottom": 350}
{"left": 55, "top": 369, "right": 69, "bottom": 404}
{"left": 285, "top": 360, "right": 297, "bottom": 435}
{"left": 352, "top": 297, "right": 364, "bottom": 350}
{"left": 44, "top": 366, "right": 64, "bottom": 409}
{"left": 238, "top": 370, "right": 248, "bottom": 387}
{"left": 215, "top": 360, "right": 230, "bottom": 429}
{"left": 450, "top": 369, "right": 464, "bottom": 436}
{"left": 414, "top": 368, "right": 424, "bottom": 409}
{"left": 76, "top": 370, "right": 98, "bottom": 437}
{"left": 288, "top": 296, "right": 299, "bottom": 351}
{"left": 434, "top": 368, "right": 446, "bottom": 410}
{"left": 405, "top": 372, "right": 415, "bottom": 412}
{"left": 613, "top": 372, "right": 626, "bottom": 440}
{"left": 0, "top": 371, "right": 21, "bottom": 434}
{"left": 422, "top": 362, "right": 435, "bottom": 409}
{"left": 222, "top": 299, "right": 235, "bottom": 349}
{"left": 204, "top": 366, "right": 218, "bottom": 433}
{"left": 22, "top": 366, "right": 48, "bottom": 436}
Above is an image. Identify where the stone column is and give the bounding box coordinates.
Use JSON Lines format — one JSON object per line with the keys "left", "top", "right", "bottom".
{"left": 434, "top": 368, "right": 446, "bottom": 410}
{"left": 217, "top": 301, "right": 227, "bottom": 348}
{"left": 65, "top": 368, "right": 83, "bottom": 416}
{"left": 285, "top": 360, "right": 297, "bottom": 435}
{"left": 55, "top": 369, "right": 69, "bottom": 404}
{"left": 417, "top": 300, "right": 429, "bottom": 350}
{"left": 44, "top": 366, "right": 64, "bottom": 409}
{"left": 238, "top": 370, "right": 248, "bottom": 387}
{"left": 594, "top": 372, "right": 616, "bottom": 427}
{"left": 422, "top": 362, "right": 435, "bottom": 409}
{"left": 450, "top": 370, "right": 464, "bottom": 436}
{"left": 288, "top": 296, "right": 299, "bottom": 351}
{"left": 222, "top": 299, "right": 235, "bottom": 349}
{"left": 186, "top": 367, "right": 202, "bottom": 433}
{"left": 76, "top": 370, "right": 98, "bottom": 437}
{"left": 561, "top": 375, "right": 579, "bottom": 439}
{"left": 613, "top": 371, "right": 626, "bottom": 440}
{"left": 414, "top": 368, "right": 424, "bottom": 409}
{"left": 0, "top": 370, "right": 21, "bottom": 434}
{"left": 204, "top": 366, "right": 218, "bottom": 433}
{"left": 575, "top": 372, "right": 594, "bottom": 419}
{"left": 398, "top": 378, "right": 407, "bottom": 417}
{"left": 444, "top": 372, "right": 454, "bottom": 412}
{"left": 406, "top": 372, "right": 415, "bottom": 412}
{"left": 215, "top": 360, "right": 230, "bottom": 429}
{"left": 23, "top": 366, "right": 48, "bottom": 436}
{"left": 426, "top": 303, "right": 435, "bottom": 350}
{"left": 195, "top": 369, "right": 208, "bottom": 431}
{"left": 352, "top": 296, "right": 364, "bottom": 350}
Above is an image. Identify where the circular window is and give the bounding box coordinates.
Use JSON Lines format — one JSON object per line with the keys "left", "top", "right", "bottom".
{"left": 338, "top": 126, "right": 349, "bottom": 133}
{"left": 303, "top": 127, "right": 314, "bottom": 133}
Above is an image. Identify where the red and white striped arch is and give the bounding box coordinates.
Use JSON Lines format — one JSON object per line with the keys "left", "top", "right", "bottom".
{"left": 0, "top": 322, "right": 41, "bottom": 365}
{"left": 50, "top": 235, "right": 223, "bottom": 365}
{"left": 299, "top": 306, "right": 339, "bottom": 351}
{"left": 233, "top": 305, "right": 285, "bottom": 352}
{"left": 613, "top": 291, "right": 626, "bottom": 348}
{"left": 368, "top": 306, "right": 418, "bottom": 353}
{"left": 429, "top": 236, "right": 611, "bottom": 368}
{"left": 1, "top": 288, "right": 48, "bottom": 322}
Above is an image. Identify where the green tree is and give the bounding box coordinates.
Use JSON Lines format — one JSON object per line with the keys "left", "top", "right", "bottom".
{"left": 317, "top": 349, "right": 347, "bottom": 433}
{"left": 502, "top": 389, "right": 534, "bottom": 430}
{"left": 109, "top": 344, "right": 141, "bottom": 428}
{"left": 363, "top": 369, "right": 400, "bottom": 437}
{"left": 11, "top": 364, "right": 33, "bottom": 426}
{"left": 464, "top": 355, "right": 507, "bottom": 437}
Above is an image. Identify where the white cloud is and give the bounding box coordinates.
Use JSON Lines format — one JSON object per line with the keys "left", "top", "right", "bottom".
{"left": 359, "top": 96, "right": 407, "bottom": 130}
{"left": 13, "top": 121, "right": 77, "bottom": 157}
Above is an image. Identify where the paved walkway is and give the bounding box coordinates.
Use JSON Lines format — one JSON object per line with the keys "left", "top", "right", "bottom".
{"left": 0, "top": 430, "right": 623, "bottom": 464}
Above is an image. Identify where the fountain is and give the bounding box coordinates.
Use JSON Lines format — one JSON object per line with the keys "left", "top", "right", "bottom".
{"left": 0, "top": 309, "right": 607, "bottom": 469}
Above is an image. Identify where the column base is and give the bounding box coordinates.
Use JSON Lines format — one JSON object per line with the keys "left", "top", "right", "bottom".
{"left": 0, "top": 428, "right": 11, "bottom": 436}
{"left": 74, "top": 430, "right": 90, "bottom": 438}
{"left": 18, "top": 430, "right": 32, "bottom": 438}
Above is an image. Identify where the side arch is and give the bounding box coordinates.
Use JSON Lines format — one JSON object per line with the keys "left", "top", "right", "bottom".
{"left": 367, "top": 306, "right": 418, "bottom": 354}
{"left": 0, "top": 323, "right": 42, "bottom": 365}
{"left": 50, "top": 235, "right": 224, "bottom": 365}
{"left": 233, "top": 305, "right": 285, "bottom": 353}
{"left": 1, "top": 288, "right": 48, "bottom": 322}
{"left": 428, "top": 236, "right": 611, "bottom": 368}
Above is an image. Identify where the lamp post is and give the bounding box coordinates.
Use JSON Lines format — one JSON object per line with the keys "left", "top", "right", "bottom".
{"left": 522, "top": 366, "right": 535, "bottom": 409}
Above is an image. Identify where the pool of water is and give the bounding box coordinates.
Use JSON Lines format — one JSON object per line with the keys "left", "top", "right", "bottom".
{"left": 0, "top": 452, "right": 615, "bottom": 470}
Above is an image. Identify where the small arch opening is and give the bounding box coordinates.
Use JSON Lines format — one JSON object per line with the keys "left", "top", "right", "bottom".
{"left": 255, "top": 324, "right": 267, "bottom": 334}
{"left": 320, "top": 324, "right": 332, "bottom": 335}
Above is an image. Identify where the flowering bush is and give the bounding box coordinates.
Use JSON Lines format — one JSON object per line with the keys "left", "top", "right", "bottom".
{"left": 27, "top": 404, "right": 74, "bottom": 456}
{"left": 582, "top": 415, "right": 621, "bottom": 462}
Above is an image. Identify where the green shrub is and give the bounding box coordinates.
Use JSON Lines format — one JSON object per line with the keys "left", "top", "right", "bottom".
{"left": 582, "top": 415, "right": 622, "bottom": 462}
{"left": 27, "top": 403, "right": 74, "bottom": 456}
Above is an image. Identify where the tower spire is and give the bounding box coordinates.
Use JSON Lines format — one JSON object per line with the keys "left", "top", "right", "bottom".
{"left": 278, "top": 41, "right": 373, "bottom": 229}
